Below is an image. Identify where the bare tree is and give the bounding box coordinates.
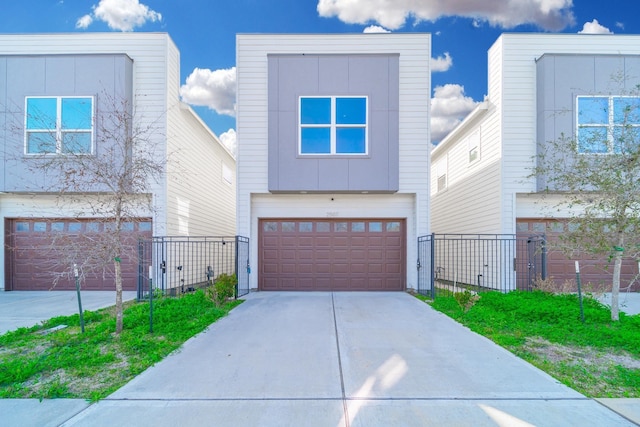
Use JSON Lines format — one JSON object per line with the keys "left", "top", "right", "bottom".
{"left": 532, "top": 92, "right": 640, "bottom": 321}
{"left": 17, "top": 92, "right": 166, "bottom": 334}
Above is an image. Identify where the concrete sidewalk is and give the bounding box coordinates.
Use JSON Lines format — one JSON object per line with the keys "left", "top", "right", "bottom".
{"left": 3, "top": 292, "right": 639, "bottom": 426}
{"left": 0, "top": 291, "right": 137, "bottom": 334}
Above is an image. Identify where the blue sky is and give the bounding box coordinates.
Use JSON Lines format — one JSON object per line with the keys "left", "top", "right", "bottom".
{"left": 1, "top": 0, "right": 638, "bottom": 150}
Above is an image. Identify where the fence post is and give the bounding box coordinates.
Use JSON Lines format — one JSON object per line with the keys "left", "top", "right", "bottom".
{"left": 234, "top": 235, "right": 240, "bottom": 299}
{"left": 429, "top": 233, "right": 435, "bottom": 298}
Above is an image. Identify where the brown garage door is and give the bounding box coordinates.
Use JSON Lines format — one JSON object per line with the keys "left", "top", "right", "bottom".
{"left": 259, "top": 219, "right": 405, "bottom": 291}
{"left": 5, "top": 218, "right": 152, "bottom": 291}
{"left": 517, "top": 218, "right": 638, "bottom": 291}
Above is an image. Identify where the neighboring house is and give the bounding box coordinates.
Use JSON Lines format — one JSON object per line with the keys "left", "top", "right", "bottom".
{"left": 431, "top": 33, "right": 640, "bottom": 289}
{"left": 0, "top": 33, "right": 236, "bottom": 291}
{"left": 236, "top": 33, "right": 431, "bottom": 291}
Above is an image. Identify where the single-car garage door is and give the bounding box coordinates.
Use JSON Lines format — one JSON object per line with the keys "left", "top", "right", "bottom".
{"left": 259, "top": 218, "right": 405, "bottom": 291}
{"left": 5, "top": 218, "right": 152, "bottom": 291}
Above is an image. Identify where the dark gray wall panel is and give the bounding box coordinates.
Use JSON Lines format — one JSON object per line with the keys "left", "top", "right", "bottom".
{"left": 268, "top": 53, "right": 400, "bottom": 193}
{"left": 536, "top": 53, "right": 640, "bottom": 191}
{"left": 0, "top": 54, "right": 133, "bottom": 192}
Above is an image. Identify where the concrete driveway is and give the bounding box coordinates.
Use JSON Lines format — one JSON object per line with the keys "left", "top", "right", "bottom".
{"left": 27, "top": 291, "right": 631, "bottom": 427}
{"left": 0, "top": 291, "right": 137, "bottom": 334}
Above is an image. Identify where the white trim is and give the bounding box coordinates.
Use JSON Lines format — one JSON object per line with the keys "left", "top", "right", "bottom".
{"left": 298, "top": 96, "right": 369, "bottom": 156}
{"left": 24, "top": 95, "right": 95, "bottom": 155}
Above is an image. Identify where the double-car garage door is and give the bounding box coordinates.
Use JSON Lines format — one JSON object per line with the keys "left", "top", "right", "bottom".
{"left": 5, "top": 218, "right": 152, "bottom": 291}
{"left": 259, "top": 218, "right": 405, "bottom": 291}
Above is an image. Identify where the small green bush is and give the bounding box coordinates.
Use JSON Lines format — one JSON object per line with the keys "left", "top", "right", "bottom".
{"left": 208, "top": 273, "right": 237, "bottom": 307}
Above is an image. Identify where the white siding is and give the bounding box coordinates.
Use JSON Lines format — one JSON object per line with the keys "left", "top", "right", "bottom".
{"left": 237, "top": 33, "right": 430, "bottom": 290}
{"left": 166, "top": 105, "right": 236, "bottom": 236}
{"left": 431, "top": 102, "right": 502, "bottom": 234}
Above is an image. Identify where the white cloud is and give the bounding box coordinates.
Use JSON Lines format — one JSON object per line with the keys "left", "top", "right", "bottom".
{"left": 317, "top": 0, "right": 575, "bottom": 31}
{"left": 363, "top": 25, "right": 390, "bottom": 33}
{"left": 431, "top": 52, "right": 452, "bottom": 73}
{"left": 578, "top": 19, "right": 613, "bottom": 34}
{"left": 180, "top": 67, "right": 237, "bottom": 117}
{"left": 76, "top": 14, "right": 93, "bottom": 29}
{"left": 219, "top": 128, "right": 237, "bottom": 157}
{"left": 430, "top": 84, "right": 478, "bottom": 143}
{"left": 76, "top": 0, "right": 161, "bottom": 32}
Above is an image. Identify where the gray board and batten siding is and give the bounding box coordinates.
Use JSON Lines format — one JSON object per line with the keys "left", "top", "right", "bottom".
{"left": 267, "top": 53, "right": 399, "bottom": 193}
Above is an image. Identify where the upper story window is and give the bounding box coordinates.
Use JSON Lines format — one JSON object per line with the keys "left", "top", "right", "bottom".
{"left": 25, "top": 96, "right": 94, "bottom": 155}
{"left": 577, "top": 96, "right": 640, "bottom": 154}
{"left": 299, "top": 96, "right": 368, "bottom": 155}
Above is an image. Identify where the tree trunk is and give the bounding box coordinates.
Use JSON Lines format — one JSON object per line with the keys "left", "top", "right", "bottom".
{"left": 611, "top": 235, "right": 623, "bottom": 322}
{"left": 115, "top": 257, "right": 123, "bottom": 334}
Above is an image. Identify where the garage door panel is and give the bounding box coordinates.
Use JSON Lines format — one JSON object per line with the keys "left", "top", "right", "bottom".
{"left": 7, "top": 218, "right": 151, "bottom": 291}
{"left": 316, "top": 263, "right": 332, "bottom": 274}
{"left": 259, "top": 218, "right": 405, "bottom": 291}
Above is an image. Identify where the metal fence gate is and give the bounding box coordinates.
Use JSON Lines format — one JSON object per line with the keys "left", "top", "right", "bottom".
{"left": 417, "top": 233, "right": 546, "bottom": 297}
{"left": 137, "top": 236, "right": 250, "bottom": 300}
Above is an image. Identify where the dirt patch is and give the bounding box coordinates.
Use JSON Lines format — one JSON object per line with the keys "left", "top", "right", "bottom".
{"left": 522, "top": 337, "right": 640, "bottom": 369}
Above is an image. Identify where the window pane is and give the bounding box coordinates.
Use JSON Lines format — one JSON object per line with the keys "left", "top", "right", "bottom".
{"left": 516, "top": 222, "right": 529, "bottom": 232}
{"left": 15, "top": 222, "right": 29, "bottom": 232}
{"left": 386, "top": 222, "right": 401, "bottom": 232}
{"left": 336, "top": 128, "right": 366, "bottom": 154}
{"left": 121, "top": 222, "right": 134, "bottom": 231}
{"left": 86, "top": 222, "right": 100, "bottom": 232}
{"left": 26, "top": 98, "right": 56, "bottom": 129}
{"left": 612, "top": 126, "right": 640, "bottom": 154}
{"left": 336, "top": 97, "right": 366, "bottom": 124}
{"left": 62, "top": 98, "right": 92, "bottom": 129}
{"left": 27, "top": 132, "right": 56, "bottom": 154}
{"left": 469, "top": 147, "right": 479, "bottom": 163}
{"left": 351, "top": 222, "right": 365, "bottom": 232}
{"left": 578, "top": 97, "right": 608, "bottom": 124}
{"left": 139, "top": 221, "right": 152, "bottom": 232}
{"left": 51, "top": 222, "right": 65, "bottom": 232}
{"left": 33, "top": 222, "right": 47, "bottom": 232}
{"left": 577, "top": 127, "right": 608, "bottom": 153}
{"left": 335, "top": 222, "right": 348, "bottom": 232}
{"left": 549, "top": 222, "right": 564, "bottom": 233}
{"left": 299, "top": 222, "right": 313, "bottom": 232}
{"left": 301, "top": 98, "right": 331, "bottom": 124}
{"left": 62, "top": 132, "right": 92, "bottom": 153}
{"left": 613, "top": 97, "right": 640, "bottom": 124}
{"left": 316, "top": 222, "right": 330, "bottom": 232}
{"left": 263, "top": 221, "right": 278, "bottom": 232}
{"left": 301, "top": 127, "right": 331, "bottom": 153}
{"left": 68, "top": 222, "right": 82, "bottom": 232}
{"left": 532, "top": 223, "right": 545, "bottom": 233}
{"left": 369, "top": 222, "right": 382, "bottom": 232}
{"left": 281, "top": 222, "right": 295, "bottom": 232}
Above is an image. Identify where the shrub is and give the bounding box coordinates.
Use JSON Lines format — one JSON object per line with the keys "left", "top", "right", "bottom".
{"left": 207, "top": 273, "right": 237, "bottom": 307}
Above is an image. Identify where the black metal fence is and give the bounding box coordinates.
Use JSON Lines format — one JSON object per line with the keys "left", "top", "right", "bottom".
{"left": 137, "top": 236, "right": 250, "bottom": 300}
{"left": 417, "top": 233, "right": 546, "bottom": 297}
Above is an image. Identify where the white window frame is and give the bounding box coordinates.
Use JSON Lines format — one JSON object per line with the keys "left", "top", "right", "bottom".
{"left": 576, "top": 95, "right": 640, "bottom": 154}
{"left": 435, "top": 158, "right": 447, "bottom": 193}
{"left": 298, "top": 96, "right": 368, "bottom": 156}
{"left": 467, "top": 128, "right": 481, "bottom": 164}
{"left": 24, "top": 95, "right": 95, "bottom": 155}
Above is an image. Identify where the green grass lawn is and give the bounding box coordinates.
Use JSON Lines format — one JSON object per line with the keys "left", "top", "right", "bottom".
{"left": 0, "top": 290, "right": 242, "bottom": 401}
{"left": 416, "top": 290, "right": 640, "bottom": 397}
